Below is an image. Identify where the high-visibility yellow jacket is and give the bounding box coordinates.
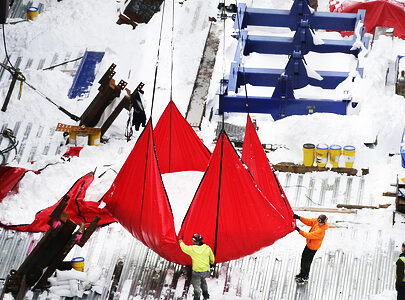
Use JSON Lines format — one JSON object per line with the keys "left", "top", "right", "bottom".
{"left": 396, "top": 256, "right": 405, "bottom": 283}
{"left": 299, "top": 217, "right": 328, "bottom": 250}
{"left": 179, "top": 241, "right": 215, "bottom": 272}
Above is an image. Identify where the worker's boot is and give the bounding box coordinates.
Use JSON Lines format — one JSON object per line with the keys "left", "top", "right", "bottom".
{"left": 202, "top": 290, "right": 210, "bottom": 299}
{"left": 193, "top": 295, "right": 200, "bottom": 300}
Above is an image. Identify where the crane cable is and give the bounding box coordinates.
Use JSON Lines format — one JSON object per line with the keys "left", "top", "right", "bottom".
{"left": 1, "top": 25, "right": 80, "bottom": 121}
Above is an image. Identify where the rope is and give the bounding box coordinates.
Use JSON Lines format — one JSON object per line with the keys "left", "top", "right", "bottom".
{"left": 221, "top": 5, "right": 226, "bottom": 80}
{"left": 43, "top": 56, "right": 83, "bottom": 71}
{"left": 2, "top": 25, "right": 15, "bottom": 71}
{"left": 0, "top": 60, "right": 80, "bottom": 121}
{"left": 169, "top": 0, "right": 175, "bottom": 101}
{"left": 168, "top": 0, "right": 174, "bottom": 171}
{"left": 169, "top": 101, "right": 172, "bottom": 172}
{"left": 150, "top": 0, "right": 167, "bottom": 119}
{"left": 22, "top": 79, "right": 80, "bottom": 121}
{"left": 0, "top": 129, "right": 18, "bottom": 165}
{"left": 220, "top": 2, "right": 227, "bottom": 132}
{"left": 234, "top": 0, "right": 250, "bottom": 115}
{"left": 214, "top": 132, "right": 225, "bottom": 256}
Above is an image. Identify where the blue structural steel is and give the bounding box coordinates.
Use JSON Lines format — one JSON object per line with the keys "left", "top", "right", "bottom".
{"left": 234, "top": 1, "right": 363, "bottom": 31}
{"left": 228, "top": 51, "right": 349, "bottom": 92}
{"left": 219, "top": 0, "right": 369, "bottom": 119}
{"left": 219, "top": 77, "right": 352, "bottom": 121}
{"left": 234, "top": 22, "right": 367, "bottom": 57}
{"left": 68, "top": 51, "right": 105, "bottom": 99}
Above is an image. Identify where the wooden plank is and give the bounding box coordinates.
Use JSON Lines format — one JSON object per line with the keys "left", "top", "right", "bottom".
{"left": 273, "top": 162, "right": 369, "bottom": 176}
{"left": 336, "top": 203, "right": 391, "bottom": 209}
{"left": 292, "top": 207, "right": 357, "bottom": 214}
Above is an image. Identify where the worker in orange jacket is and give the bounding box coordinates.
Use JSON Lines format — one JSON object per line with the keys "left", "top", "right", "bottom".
{"left": 293, "top": 214, "right": 328, "bottom": 283}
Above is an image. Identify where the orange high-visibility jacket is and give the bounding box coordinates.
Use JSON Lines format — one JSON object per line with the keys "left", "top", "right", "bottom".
{"left": 299, "top": 217, "right": 328, "bottom": 250}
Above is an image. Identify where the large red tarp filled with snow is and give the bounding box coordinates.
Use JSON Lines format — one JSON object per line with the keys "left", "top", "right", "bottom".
{"left": 330, "top": 0, "right": 405, "bottom": 39}
{"left": 1, "top": 172, "right": 115, "bottom": 232}
{"left": 242, "top": 115, "right": 295, "bottom": 221}
{"left": 103, "top": 121, "right": 189, "bottom": 265}
{"left": 154, "top": 100, "right": 211, "bottom": 173}
{"left": 178, "top": 132, "right": 294, "bottom": 263}
{"left": 103, "top": 101, "right": 294, "bottom": 264}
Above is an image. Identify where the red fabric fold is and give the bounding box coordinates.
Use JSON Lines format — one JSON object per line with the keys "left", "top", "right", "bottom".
{"left": 178, "top": 132, "right": 294, "bottom": 263}
{"left": 154, "top": 100, "right": 211, "bottom": 174}
{"left": 1, "top": 172, "right": 115, "bottom": 232}
{"left": 242, "top": 115, "right": 295, "bottom": 223}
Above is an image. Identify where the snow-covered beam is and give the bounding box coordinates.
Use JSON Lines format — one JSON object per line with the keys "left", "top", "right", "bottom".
{"left": 234, "top": 3, "right": 365, "bottom": 31}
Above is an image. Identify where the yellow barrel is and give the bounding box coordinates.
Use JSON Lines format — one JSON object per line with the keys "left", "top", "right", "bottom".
{"left": 27, "top": 7, "right": 39, "bottom": 21}
{"left": 316, "top": 144, "right": 329, "bottom": 167}
{"left": 302, "top": 143, "right": 315, "bottom": 167}
{"left": 89, "top": 129, "right": 101, "bottom": 146}
{"left": 329, "top": 145, "right": 342, "bottom": 168}
{"left": 71, "top": 257, "right": 85, "bottom": 272}
{"left": 69, "top": 132, "right": 77, "bottom": 145}
{"left": 343, "top": 145, "right": 355, "bottom": 168}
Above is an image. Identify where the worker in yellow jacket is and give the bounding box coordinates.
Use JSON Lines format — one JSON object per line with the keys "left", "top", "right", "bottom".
{"left": 293, "top": 214, "right": 328, "bottom": 283}
{"left": 179, "top": 234, "right": 215, "bottom": 300}
{"left": 396, "top": 242, "right": 405, "bottom": 300}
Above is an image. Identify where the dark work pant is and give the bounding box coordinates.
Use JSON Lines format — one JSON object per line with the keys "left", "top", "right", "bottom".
{"left": 398, "top": 285, "right": 405, "bottom": 300}
{"left": 191, "top": 270, "right": 210, "bottom": 299}
{"left": 299, "top": 246, "right": 317, "bottom": 279}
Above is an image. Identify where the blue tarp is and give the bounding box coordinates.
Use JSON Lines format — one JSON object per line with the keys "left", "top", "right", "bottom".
{"left": 68, "top": 50, "right": 104, "bottom": 99}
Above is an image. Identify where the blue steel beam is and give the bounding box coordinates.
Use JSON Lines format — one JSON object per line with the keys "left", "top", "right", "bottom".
{"left": 238, "top": 31, "right": 359, "bottom": 56}
{"left": 218, "top": 94, "right": 349, "bottom": 120}
{"left": 228, "top": 66, "right": 348, "bottom": 91}
{"left": 234, "top": 2, "right": 364, "bottom": 31}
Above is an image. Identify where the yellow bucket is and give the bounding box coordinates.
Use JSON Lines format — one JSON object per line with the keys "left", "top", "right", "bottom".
{"left": 302, "top": 143, "right": 315, "bottom": 167}
{"left": 71, "top": 257, "right": 85, "bottom": 272}
{"left": 27, "top": 7, "right": 39, "bottom": 21}
{"left": 343, "top": 145, "right": 355, "bottom": 168}
{"left": 316, "top": 144, "right": 329, "bottom": 167}
{"left": 69, "top": 132, "right": 77, "bottom": 145}
{"left": 89, "top": 130, "right": 101, "bottom": 146}
{"left": 329, "top": 145, "right": 342, "bottom": 168}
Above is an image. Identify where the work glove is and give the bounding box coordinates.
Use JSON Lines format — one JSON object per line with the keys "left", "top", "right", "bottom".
{"left": 295, "top": 227, "right": 300, "bottom": 232}
{"left": 293, "top": 214, "right": 300, "bottom": 220}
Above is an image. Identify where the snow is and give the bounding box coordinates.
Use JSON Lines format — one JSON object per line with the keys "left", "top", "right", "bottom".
{"left": 1, "top": 0, "right": 405, "bottom": 299}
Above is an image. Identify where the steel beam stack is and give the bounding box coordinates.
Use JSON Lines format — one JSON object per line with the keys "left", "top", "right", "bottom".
{"left": 219, "top": 0, "right": 371, "bottom": 120}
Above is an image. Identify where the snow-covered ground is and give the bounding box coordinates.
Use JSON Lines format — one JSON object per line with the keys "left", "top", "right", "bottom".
{"left": 1, "top": 0, "right": 405, "bottom": 299}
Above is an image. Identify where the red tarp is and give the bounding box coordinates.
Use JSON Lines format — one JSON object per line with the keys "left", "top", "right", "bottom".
{"left": 330, "top": 0, "right": 405, "bottom": 39}
{"left": 0, "top": 172, "right": 116, "bottom": 232}
{"left": 154, "top": 100, "right": 211, "bottom": 174}
{"left": 242, "top": 115, "right": 295, "bottom": 221}
{"left": 103, "top": 121, "right": 189, "bottom": 265}
{"left": 178, "top": 132, "right": 294, "bottom": 263}
{"left": 0, "top": 166, "right": 37, "bottom": 203}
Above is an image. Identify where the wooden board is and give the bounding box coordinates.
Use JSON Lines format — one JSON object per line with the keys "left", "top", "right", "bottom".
{"left": 55, "top": 123, "right": 100, "bottom": 135}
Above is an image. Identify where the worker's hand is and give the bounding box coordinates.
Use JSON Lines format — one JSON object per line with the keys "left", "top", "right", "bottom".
{"left": 293, "top": 214, "right": 300, "bottom": 220}
{"left": 295, "top": 226, "right": 300, "bottom": 232}
{"left": 178, "top": 238, "right": 183, "bottom": 243}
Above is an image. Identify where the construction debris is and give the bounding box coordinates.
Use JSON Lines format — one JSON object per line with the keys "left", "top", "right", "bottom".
{"left": 273, "top": 162, "right": 369, "bottom": 176}
{"left": 0, "top": 196, "right": 100, "bottom": 299}
{"left": 336, "top": 203, "right": 391, "bottom": 209}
